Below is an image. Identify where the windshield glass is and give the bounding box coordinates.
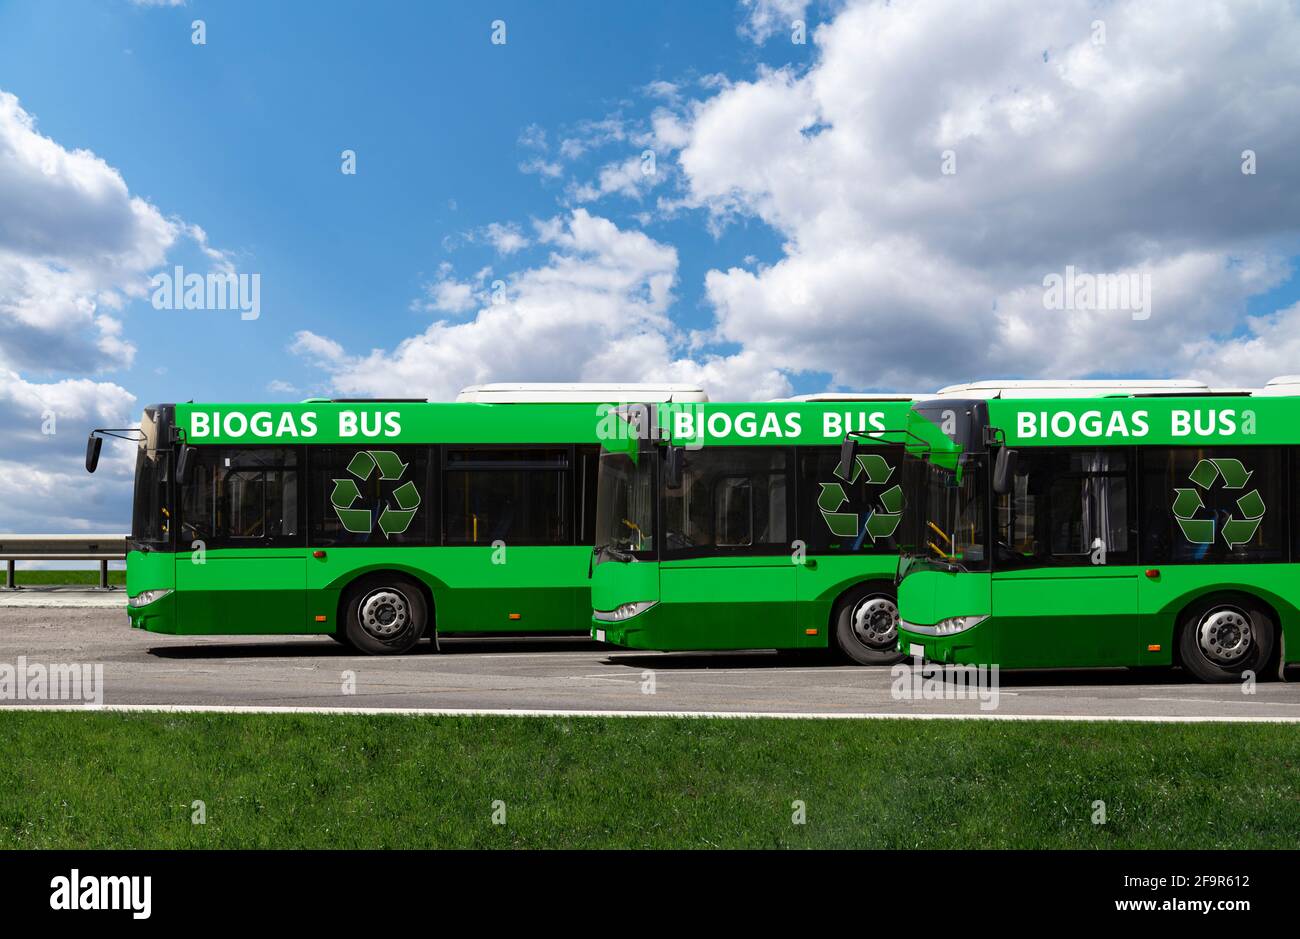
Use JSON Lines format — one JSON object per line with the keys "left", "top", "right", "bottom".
{"left": 900, "top": 454, "right": 987, "bottom": 571}
{"left": 593, "top": 448, "right": 655, "bottom": 562}
{"left": 131, "top": 408, "right": 172, "bottom": 547}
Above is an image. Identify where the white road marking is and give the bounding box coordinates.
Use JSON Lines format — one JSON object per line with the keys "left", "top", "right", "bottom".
{"left": 1, "top": 703, "right": 1298, "bottom": 722}
{"left": 1139, "top": 696, "right": 1300, "bottom": 707}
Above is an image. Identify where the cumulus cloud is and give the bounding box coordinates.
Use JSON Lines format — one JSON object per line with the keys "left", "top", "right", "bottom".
{"left": 483, "top": 222, "right": 529, "bottom": 255}
{"left": 295, "top": 209, "right": 786, "bottom": 402}
{"left": 678, "top": 0, "right": 1300, "bottom": 389}
{"left": 298, "top": 0, "right": 1300, "bottom": 404}
{"left": 0, "top": 368, "right": 137, "bottom": 531}
{"left": 0, "top": 90, "right": 231, "bottom": 531}
{"left": 0, "top": 91, "right": 184, "bottom": 375}
{"left": 739, "top": 0, "right": 811, "bottom": 43}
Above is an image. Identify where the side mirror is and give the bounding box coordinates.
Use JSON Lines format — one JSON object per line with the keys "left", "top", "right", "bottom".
{"left": 85, "top": 434, "right": 103, "bottom": 474}
{"left": 176, "top": 444, "right": 193, "bottom": 484}
{"left": 837, "top": 435, "right": 858, "bottom": 480}
{"left": 993, "top": 447, "right": 1018, "bottom": 495}
{"left": 663, "top": 445, "right": 684, "bottom": 489}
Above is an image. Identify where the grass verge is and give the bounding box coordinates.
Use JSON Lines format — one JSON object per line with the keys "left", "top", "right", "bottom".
{"left": 1, "top": 712, "right": 1296, "bottom": 848}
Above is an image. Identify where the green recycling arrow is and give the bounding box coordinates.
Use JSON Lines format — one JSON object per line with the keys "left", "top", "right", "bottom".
{"left": 331, "top": 451, "right": 421, "bottom": 538}
{"left": 1171, "top": 457, "right": 1264, "bottom": 549}
{"left": 1211, "top": 458, "right": 1251, "bottom": 489}
{"left": 836, "top": 452, "right": 894, "bottom": 486}
{"left": 330, "top": 478, "right": 372, "bottom": 534}
{"left": 820, "top": 454, "right": 903, "bottom": 543}
{"left": 1171, "top": 488, "right": 1204, "bottom": 520}
{"left": 818, "top": 483, "right": 859, "bottom": 537}
{"left": 865, "top": 511, "right": 902, "bottom": 540}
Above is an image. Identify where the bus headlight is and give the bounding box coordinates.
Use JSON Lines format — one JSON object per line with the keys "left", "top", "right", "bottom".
{"left": 593, "top": 600, "right": 657, "bottom": 622}
{"left": 901, "top": 615, "right": 987, "bottom": 636}
{"left": 128, "top": 589, "right": 173, "bottom": 608}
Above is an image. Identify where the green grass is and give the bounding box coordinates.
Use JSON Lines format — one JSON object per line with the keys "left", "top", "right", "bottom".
{"left": 0, "top": 712, "right": 1296, "bottom": 848}
{"left": 6, "top": 569, "right": 125, "bottom": 586}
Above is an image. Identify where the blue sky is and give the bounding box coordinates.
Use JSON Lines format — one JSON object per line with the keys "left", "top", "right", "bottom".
{"left": 2, "top": 0, "right": 1299, "bottom": 530}
{"left": 0, "top": 0, "right": 806, "bottom": 408}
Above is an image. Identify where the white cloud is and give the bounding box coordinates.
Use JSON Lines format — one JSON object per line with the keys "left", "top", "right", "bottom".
{"left": 570, "top": 155, "right": 661, "bottom": 203}
{"left": 0, "top": 91, "right": 184, "bottom": 375}
{"left": 411, "top": 262, "right": 479, "bottom": 315}
{"left": 0, "top": 368, "right": 137, "bottom": 531}
{"left": 295, "top": 209, "right": 785, "bottom": 402}
{"left": 739, "top": 0, "right": 811, "bottom": 43}
{"left": 483, "top": 222, "right": 529, "bottom": 255}
{"left": 0, "top": 89, "right": 236, "bottom": 530}
{"left": 295, "top": 0, "right": 1300, "bottom": 406}
{"left": 676, "top": 0, "right": 1300, "bottom": 389}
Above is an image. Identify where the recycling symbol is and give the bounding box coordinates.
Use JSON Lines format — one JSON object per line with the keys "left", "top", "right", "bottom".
{"left": 1171, "top": 458, "right": 1264, "bottom": 548}
{"left": 330, "top": 450, "right": 421, "bottom": 537}
{"left": 817, "top": 452, "right": 904, "bottom": 542}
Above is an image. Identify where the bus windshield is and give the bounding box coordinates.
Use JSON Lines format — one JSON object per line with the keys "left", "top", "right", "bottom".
{"left": 593, "top": 448, "right": 655, "bottom": 562}
{"left": 900, "top": 454, "right": 987, "bottom": 572}
{"left": 131, "top": 408, "right": 171, "bottom": 549}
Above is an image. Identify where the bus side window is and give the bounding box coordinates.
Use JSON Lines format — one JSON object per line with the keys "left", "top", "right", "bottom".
{"left": 180, "top": 447, "right": 300, "bottom": 546}
{"left": 443, "top": 448, "right": 570, "bottom": 546}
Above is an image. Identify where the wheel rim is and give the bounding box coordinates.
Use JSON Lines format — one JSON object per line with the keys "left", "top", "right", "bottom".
{"left": 1196, "top": 606, "right": 1253, "bottom": 666}
{"left": 359, "top": 588, "right": 411, "bottom": 640}
{"left": 850, "top": 596, "right": 898, "bottom": 650}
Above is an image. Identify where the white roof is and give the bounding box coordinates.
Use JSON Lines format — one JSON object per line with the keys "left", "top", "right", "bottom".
{"left": 1253, "top": 376, "right": 1300, "bottom": 396}
{"left": 773, "top": 393, "right": 919, "bottom": 402}
{"left": 935, "top": 379, "right": 1211, "bottom": 399}
{"left": 455, "top": 382, "right": 709, "bottom": 403}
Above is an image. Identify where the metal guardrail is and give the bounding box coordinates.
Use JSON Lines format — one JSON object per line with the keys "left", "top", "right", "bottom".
{"left": 0, "top": 535, "right": 128, "bottom": 590}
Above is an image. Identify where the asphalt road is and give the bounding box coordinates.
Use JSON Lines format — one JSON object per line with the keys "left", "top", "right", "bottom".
{"left": 2, "top": 601, "right": 1299, "bottom": 720}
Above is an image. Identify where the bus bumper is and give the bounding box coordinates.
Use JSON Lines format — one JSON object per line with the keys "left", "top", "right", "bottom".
{"left": 591, "top": 604, "right": 665, "bottom": 649}
{"left": 897, "top": 617, "right": 995, "bottom": 666}
{"left": 127, "top": 590, "right": 179, "bottom": 633}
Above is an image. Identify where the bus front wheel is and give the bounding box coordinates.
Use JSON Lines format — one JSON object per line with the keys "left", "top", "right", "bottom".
{"left": 343, "top": 575, "right": 429, "bottom": 655}
{"left": 1178, "top": 596, "right": 1274, "bottom": 684}
{"left": 832, "top": 586, "right": 905, "bottom": 666}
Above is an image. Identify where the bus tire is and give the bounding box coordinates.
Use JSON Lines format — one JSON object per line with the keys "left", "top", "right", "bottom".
{"left": 832, "top": 585, "right": 905, "bottom": 666}
{"left": 1178, "top": 596, "right": 1274, "bottom": 684}
{"left": 343, "top": 575, "right": 428, "bottom": 656}
{"left": 328, "top": 631, "right": 353, "bottom": 648}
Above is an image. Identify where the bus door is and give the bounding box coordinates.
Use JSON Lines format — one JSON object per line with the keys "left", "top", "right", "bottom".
{"left": 176, "top": 447, "right": 307, "bottom": 634}
{"left": 658, "top": 448, "right": 797, "bottom": 649}
{"left": 991, "top": 448, "right": 1138, "bottom": 667}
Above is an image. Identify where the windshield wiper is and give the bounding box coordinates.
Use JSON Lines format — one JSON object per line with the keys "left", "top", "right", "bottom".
{"left": 591, "top": 543, "right": 636, "bottom": 566}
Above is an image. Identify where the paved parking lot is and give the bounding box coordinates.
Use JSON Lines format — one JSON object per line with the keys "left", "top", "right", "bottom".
{"left": 1, "top": 604, "right": 1298, "bottom": 719}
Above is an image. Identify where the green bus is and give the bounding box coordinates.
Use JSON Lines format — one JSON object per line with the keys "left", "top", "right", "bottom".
{"left": 85, "top": 384, "right": 706, "bottom": 655}
{"left": 590, "top": 396, "right": 917, "bottom": 663}
{"left": 892, "top": 378, "right": 1300, "bottom": 682}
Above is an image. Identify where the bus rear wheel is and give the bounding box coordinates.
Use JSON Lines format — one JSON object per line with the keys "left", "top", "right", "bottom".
{"left": 833, "top": 586, "right": 904, "bottom": 666}
{"left": 1178, "top": 597, "right": 1274, "bottom": 684}
{"left": 343, "top": 575, "right": 428, "bottom": 655}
